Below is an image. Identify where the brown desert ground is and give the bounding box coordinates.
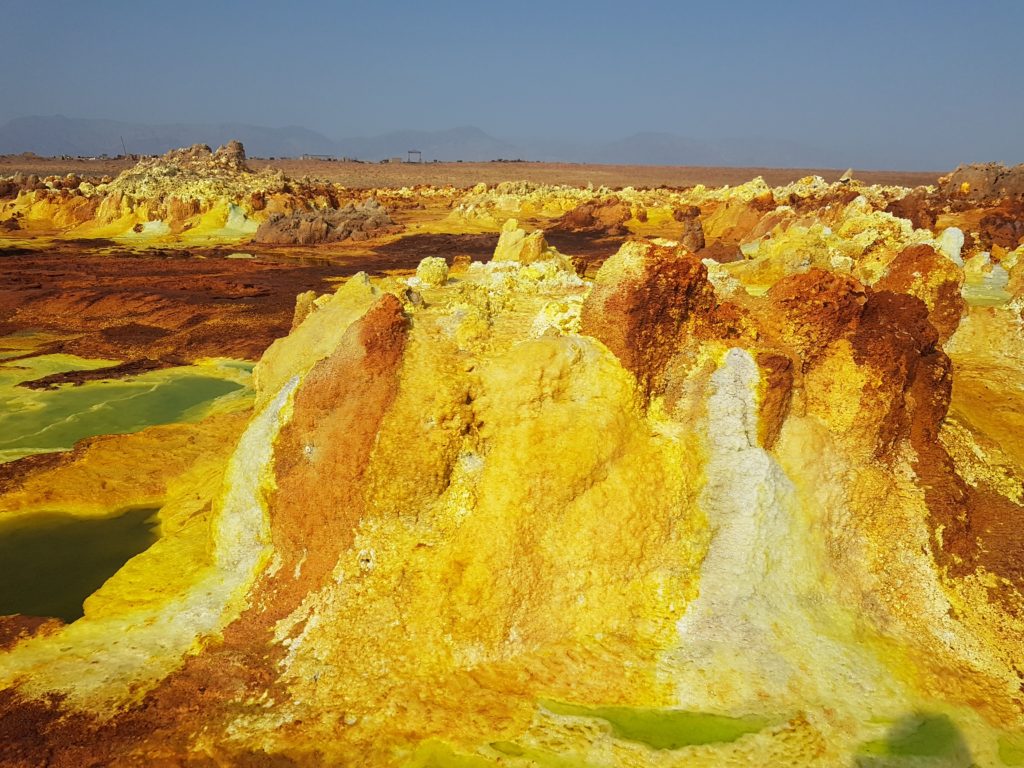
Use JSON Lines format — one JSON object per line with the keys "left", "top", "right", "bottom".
{"left": 0, "top": 154, "right": 940, "bottom": 189}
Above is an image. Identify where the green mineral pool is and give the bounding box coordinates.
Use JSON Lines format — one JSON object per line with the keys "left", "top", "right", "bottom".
{"left": 0, "top": 507, "right": 160, "bottom": 623}
{"left": 0, "top": 352, "right": 250, "bottom": 462}
{"left": 540, "top": 700, "right": 770, "bottom": 750}
{"left": 857, "top": 713, "right": 971, "bottom": 765}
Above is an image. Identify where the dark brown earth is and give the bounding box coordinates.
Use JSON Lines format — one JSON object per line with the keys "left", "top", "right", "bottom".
{"left": 0, "top": 241, "right": 454, "bottom": 368}
{"left": 0, "top": 249, "right": 340, "bottom": 364}
{"left": 16, "top": 359, "right": 168, "bottom": 389}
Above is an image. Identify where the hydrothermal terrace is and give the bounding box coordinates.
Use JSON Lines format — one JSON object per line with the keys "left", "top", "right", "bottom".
{"left": 0, "top": 145, "right": 1023, "bottom": 767}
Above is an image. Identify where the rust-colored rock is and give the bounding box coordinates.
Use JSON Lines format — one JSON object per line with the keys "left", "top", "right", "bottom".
{"left": 765, "top": 269, "right": 867, "bottom": 368}
{"left": 885, "top": 187, "right": 938, "bottom": 230}
{"left": 755, "top": 351, "right": 794, "bottom": 449}
{"left": 849, "top": 290, "right": 946, "bottom": 457}
{"left": 251, "top": 293, "right": 408, "bottom": 627}
{"left": 0, "top": 616, "right": 64, "bottom": 652}
{"left": 977, "top": 201, "right": 1024, "bottom": 250}
{"left": 874, "top": 243, "right": 966, "bottom": 342}
{"left": 549, "top": 196, "right": 632, "bottom": 235}
{"left": 581, "top": 241, "right": 715, "bottom": 395}
{"left": 695, "top": 240, "right": 743, "bottom": 263}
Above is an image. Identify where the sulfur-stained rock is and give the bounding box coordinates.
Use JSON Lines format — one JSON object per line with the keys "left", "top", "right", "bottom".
{"left": 874, "top": 243, "right": 966, "bottom": 341}
{"left": 765, "top": 268, "right": 867, "bottom": 367}
{"left": 1007, "top": 249, "right": 1024, "bottom": 302}
{"left": 581, "top": 240, "right": 715, "bottom": 394}
{"left": 492, "top": 217, "right": 554, "bottom": 263}
{"left": 414, "top": 256, "right": 449, "bottom": 287}
{"left": 291, "top": 289, "right": 317, "bottom": 330}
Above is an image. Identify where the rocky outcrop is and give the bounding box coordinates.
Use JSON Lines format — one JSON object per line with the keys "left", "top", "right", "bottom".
{"left": 581, "top": 240, "right": 715, "bottom": 395}
{"left": 0, "top": 141, "right": 360, "bottom": 242}
{"left": 874, "top": 243, "right": 966, "bottom": 342}
{"left": 213, "top": 139, "right": 248, "bottom": 172}
{"left": 253, "top": 198, "right": 399, "bottom": 245}
{"left": 491, "top": 217, "right": 560, "bottom": 263}
{"left": 673, "top": 204, "right": 706, "bottom": 252}
{"left": 549, "top": 195, "right": 632, "bottom": 235}
{"left": 939, "top": 162, "right": 1024, "bottom": 203}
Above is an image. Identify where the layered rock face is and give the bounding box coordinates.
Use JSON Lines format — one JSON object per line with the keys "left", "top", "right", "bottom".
{"left": 0, "top": 163, "right": 1023, "bottom": 766}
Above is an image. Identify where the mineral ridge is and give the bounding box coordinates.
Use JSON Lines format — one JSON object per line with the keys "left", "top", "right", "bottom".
{"left": 0, "top": 150, "right": 1023, "bottom": 767}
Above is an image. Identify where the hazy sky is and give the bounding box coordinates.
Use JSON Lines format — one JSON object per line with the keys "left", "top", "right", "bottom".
{"left": 1, "top": 0, "right": 1021, "bottom": 169}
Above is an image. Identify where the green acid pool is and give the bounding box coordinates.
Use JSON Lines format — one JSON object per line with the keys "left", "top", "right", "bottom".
{"left": 0, "top": 507, "right": 160, "bottom": 623}
{"left": 0, "top": 352, "right": 251, "bottom": 462}
{"left": 857, "top": 713, "right": 972, "bottom": 765}
{"left": 540, "top": 700, "right": 770, "bottom": 750}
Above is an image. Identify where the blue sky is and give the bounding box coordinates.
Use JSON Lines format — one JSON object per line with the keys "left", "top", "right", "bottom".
{"left": 1, "top": 0, "right": 1021, "bottom": 168}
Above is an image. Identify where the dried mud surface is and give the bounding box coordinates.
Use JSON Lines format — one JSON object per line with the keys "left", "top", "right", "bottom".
{"left": 0, "top": 249, "right": 340, "bottom": 364}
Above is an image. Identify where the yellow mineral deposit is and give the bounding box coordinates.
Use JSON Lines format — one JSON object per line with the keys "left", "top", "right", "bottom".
{"left": 0, "top": 151, "right": 1022, "bottom": 767}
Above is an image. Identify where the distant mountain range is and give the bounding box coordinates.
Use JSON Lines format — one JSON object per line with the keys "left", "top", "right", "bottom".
{"left": 0, "top": 115, "right": 833, "bottom": 167}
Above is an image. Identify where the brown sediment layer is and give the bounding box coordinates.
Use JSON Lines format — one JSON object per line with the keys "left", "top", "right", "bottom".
{"left": 0, "top": 617, "right": 63, "bottom": 653}
{"left": 16, "top": 358, "right": 170, "bottom": 390}
{"left": 0, "top": 451, "right": 70, "bottom": 497}
{"left": 0, "top": 249, "right": 341, "bottom": 363}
